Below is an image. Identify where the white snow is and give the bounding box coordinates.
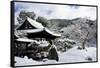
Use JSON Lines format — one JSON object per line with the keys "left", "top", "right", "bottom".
{"left": 16, "top": 38, "right": 37, "bottom": 43}
{"left": 39, "top": 41, "right": 49, "bottom": 47}
{"left": 18, "top": 29, "right": 43, "bottom": 33}
{"left": 27, "top": 17, "right": 44, "bottom": 29}
{"left": 15, "top": 46, "right": 97, "bottom": 66}
{"left": 57, "top": 38, "right": 76, "bottom": 42}
{"left": 16, "top": 38, "right": 49, "bottom": 47}
{"left": 15, "top": 56, "right": 57, "bottom": 66}
{"left": 45, "top": 28, "right": 61, "bottom": 37}
{"left": 58, "top": 46, "right": 96, "bottom": 63}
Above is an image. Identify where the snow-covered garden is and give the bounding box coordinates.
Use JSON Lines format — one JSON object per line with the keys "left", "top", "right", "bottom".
{"left": 15, "top": 46, "right": 96, "bottom": 66}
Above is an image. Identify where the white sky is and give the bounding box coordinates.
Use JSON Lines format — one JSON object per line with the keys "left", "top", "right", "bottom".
{"left": 14, "top": 2, "right": 97, "bottom": 24}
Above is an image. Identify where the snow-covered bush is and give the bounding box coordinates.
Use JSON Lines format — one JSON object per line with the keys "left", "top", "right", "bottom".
{"left": 54, "top": 38, "right": 76, "bottom": 52}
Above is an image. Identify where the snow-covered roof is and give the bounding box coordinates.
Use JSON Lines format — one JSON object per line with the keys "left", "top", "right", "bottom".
{"left": 27, "top": 17, "right": 44, "bottom": 29}
{"left": 16, "top": 38, "right": 49, "bottom": 47}
{"left": 45, "top": 28, "right": 61, "bottom": 37}
{"left": 16, "top": 38, "right": 37, "bottom": 43}
{"left": 16, "top": 17, "right": 61, "bottom": 38}
{"left": 16, "top": 17, "right": 44, "bottom": 30}
{"left": 17, "top": 29, "right": 43, "bottom": 33}
{"left": 24, "top": 28, "right": 61, "bottom": 37}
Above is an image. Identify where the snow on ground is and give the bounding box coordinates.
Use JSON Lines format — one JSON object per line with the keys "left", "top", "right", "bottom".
{"left": 15, "top": 46, "right": 97, "bottom": 66}
{"left": 15, "top": 57, "right": 57, "bottom": 66}
{"left": 58, "top": 46, "right": 96, "bottom": 63}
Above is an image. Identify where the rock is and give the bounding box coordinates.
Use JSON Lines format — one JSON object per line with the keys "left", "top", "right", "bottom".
{"left": 85, "top": 56, "right": 93, "bottom": 61}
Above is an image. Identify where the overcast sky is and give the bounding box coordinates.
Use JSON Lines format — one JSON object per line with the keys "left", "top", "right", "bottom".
{"left": 14, "top": 2, "right": 97, "bottom": 24}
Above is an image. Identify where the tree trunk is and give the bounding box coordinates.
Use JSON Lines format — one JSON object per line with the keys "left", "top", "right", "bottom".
{"left": 81, "top": 31, "right": 89, "bottom": 49}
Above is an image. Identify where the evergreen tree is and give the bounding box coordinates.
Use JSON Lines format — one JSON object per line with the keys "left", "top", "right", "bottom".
{"left": 48, "top": 47, "right": 59, "bottom": 61}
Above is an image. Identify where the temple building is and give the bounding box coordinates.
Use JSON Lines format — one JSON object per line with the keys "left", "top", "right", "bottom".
{"left": 15, "top": 17, "right": 61, "bottom": 40}
{"left": 14, "top": 17, "right": 61, "bottom": 61}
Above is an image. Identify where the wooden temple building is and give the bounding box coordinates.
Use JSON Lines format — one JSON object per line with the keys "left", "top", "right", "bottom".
{"left": 15, "top": 17, "right": 61, "bottom": 39}
{"left": 14, "top": 17, "right": 61, "bottom": 61}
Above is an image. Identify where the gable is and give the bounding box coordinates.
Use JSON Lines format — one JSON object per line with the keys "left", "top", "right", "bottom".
{"left": 17, "top": 19, "right": 37, "bottom": 30}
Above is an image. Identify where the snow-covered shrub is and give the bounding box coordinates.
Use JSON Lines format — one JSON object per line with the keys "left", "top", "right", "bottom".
{"left": 54, "top": 38, "right": 76, "bottom": 52}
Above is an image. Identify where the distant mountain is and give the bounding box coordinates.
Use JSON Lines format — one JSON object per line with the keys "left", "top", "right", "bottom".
{"left": 47, "top": 18, "right": 97, "bottom": 47}
{"left": 47, "top": 18, "right": 96, "bottom": 31}
{"left": 47, "top": 19, "right": 73, "bottom": 30}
